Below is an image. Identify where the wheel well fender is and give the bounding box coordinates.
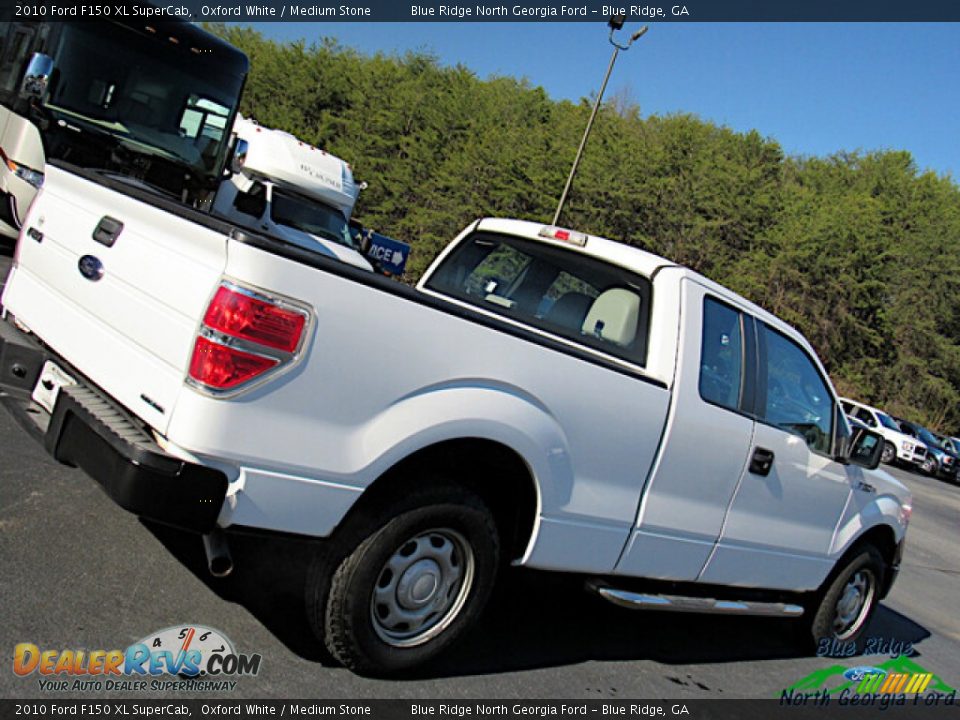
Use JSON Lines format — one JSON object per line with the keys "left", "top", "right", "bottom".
{"left": 336, "top": 383, "right": 569, "bottom": 561}
{"left": 821, "top": 523, "right": 899, "bottom": 598}
{"left": 343, "top": 438, "right": 540, "bottom": 561}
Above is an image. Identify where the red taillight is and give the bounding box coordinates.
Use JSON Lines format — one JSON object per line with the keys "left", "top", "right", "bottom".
{"left": 189, "top": 337, "right": 278, "bottom": 390}
{"left": 203, "top": 286, "right": 306, "bottom": 353}
{"left": 188, "top": 282, "right": 310, "bottom": 394}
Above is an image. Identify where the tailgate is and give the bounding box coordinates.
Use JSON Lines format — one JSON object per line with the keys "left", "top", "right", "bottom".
{"left": 1, "top": 165, "right": 227, "bottom": 434}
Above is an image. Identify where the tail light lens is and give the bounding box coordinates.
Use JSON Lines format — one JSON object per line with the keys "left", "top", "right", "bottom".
{"left": 189, "top": 337, "right": 278, "bottom": 390}
{"left": 203, "top": 285, "right": 306, "bottom": 353}
{"left": 188, "top": 282, "right": 311, "bottom": 395}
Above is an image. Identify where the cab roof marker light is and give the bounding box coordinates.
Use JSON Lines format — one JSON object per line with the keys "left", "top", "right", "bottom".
{"left": 539, "top": 225, "right": 588, "bottom": 247}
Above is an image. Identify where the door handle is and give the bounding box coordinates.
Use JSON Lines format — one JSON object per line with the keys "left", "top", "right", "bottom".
{"left": 749, "top": 447, "right": 775, "bottom": 476}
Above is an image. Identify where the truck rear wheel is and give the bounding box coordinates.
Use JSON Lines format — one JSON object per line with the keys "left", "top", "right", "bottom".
{"left": 318, "top": 487, "right": 499, "bottom": 675}
{"left": 804, "top": 545, "right": 884, "bottom": 653}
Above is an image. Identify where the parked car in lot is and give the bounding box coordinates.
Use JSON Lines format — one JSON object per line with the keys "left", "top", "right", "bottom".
{"left": 928, "top": 432, "right": 960, "bottom": 485}
{"left": 895, "top": 418, "right": 958, "bottom": 481}
{"left": 839, "top": 398, "right": 927, "bottom": 468}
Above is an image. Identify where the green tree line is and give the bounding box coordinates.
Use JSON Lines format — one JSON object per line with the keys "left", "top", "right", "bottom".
{"left": 209, "top": 25, "right": 960, "bottom": 433}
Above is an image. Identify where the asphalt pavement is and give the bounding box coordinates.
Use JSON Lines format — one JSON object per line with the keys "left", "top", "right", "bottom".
{"left": 1, "top": 250, "right": 959, "bottom": 700}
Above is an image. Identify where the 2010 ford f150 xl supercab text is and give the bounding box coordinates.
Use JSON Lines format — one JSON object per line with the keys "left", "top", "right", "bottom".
{"left": 0, "top": 19, "right": 911, "bottom": 677}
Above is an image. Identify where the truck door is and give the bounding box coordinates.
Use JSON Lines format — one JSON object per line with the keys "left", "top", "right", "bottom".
{"left": 698, "top": 320, "right": 852, "bottom": 590}
{"left": 615, "top": 280, "right": 756, "bottom": 580}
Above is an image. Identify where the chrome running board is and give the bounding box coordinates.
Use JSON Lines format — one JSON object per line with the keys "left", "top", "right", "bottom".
{"left": 592, "top": 585, "right": 805, "bottom": 617}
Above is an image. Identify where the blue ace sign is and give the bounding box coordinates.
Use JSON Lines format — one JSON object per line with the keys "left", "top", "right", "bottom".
{"left": 365, "top": 232, "right": 411, "bottom": 276}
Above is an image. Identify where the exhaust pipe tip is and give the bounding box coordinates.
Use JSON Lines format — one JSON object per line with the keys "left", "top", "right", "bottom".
{"left": 202, "top": 530, "right": 234, "bottom": 578}
{"left": 208, "top": 554, "right": 234, "bottom": 578}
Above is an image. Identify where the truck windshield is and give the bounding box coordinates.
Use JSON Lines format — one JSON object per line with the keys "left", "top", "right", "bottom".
{"left": 41, "top": 22, "right": 245, "bottom": 197}
{"left": 271, "top": 189, "right": 359, "bottom": 250}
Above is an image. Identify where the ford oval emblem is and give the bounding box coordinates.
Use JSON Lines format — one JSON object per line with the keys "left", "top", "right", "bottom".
{"left": 78, "top": 255, "right": 104, "bottom": 281}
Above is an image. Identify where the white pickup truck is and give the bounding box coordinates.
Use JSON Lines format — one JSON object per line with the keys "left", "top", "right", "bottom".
{"left": 0, "top": 20, "right": 911, "bottom": 678}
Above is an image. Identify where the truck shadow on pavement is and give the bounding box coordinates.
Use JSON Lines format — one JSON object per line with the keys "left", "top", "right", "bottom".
{"left": 144, "top": 521, "right": 931, "bottom": 679}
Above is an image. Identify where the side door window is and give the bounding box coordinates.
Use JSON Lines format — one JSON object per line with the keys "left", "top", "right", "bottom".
{"left": 759, "top": 324, "right": 833, "bottom": 454}
{"left": 233, "top": 181, "right": 267, "bottom": 219}
{"left": 854, "top": 407, "right": 877, "bottom": 428}
{"left": 699, "top": 298, "right": 744, "bottom": 412}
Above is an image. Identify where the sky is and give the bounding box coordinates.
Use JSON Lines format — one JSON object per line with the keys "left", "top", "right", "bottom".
{"left": 254, "top": 22, "right": 960, "bottom": 181}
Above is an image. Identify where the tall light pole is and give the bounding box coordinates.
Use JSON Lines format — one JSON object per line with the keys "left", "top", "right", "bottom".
{"left": 552, "top": 18, "right": 648, "bottom": 227}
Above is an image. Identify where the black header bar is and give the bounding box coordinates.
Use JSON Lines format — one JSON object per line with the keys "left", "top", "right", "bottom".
{"left": 2, "top": 0, "right": 960, "bottom": 22}
{"left": 2, "top": 699, "right": 960, "bottom": 720}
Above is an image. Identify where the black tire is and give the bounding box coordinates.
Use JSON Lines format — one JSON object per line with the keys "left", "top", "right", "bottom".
{"left": 316, "top": 486, "right": 499, "bottom": 676}
{"left": 880, "top": 442, "right": 895, "bottom": 465}
{"left": 804, "top": 545, "right": 885, "bottom": 654}
{"left": 921, "top": 456, "right": 937, "bottom": 476}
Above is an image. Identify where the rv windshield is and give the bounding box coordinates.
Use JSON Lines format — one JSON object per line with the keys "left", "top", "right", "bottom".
{"left": 271, "top": 189, "right": 359, "bottom": 250}
{"left": 41, "top": 22, "right": 245, "bottom": 196}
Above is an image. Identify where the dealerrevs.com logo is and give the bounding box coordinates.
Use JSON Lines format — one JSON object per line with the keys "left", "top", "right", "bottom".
{"left": 13, "top": 625, "right": 262, "bottom": 692}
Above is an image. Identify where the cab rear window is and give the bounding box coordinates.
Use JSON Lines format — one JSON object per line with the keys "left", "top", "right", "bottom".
{"left": 425, "top": 232, "right": 652, "bottom": 366}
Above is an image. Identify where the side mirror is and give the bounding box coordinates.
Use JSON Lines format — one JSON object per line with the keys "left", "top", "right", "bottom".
{"left": 847, "top": 427, "right": 884, "bottom": 470}
{"left": 21, "top": 53, "right": 54, "bottom": 99}
{"left": 230, "top": 138, "right": 248, "bottom": 175}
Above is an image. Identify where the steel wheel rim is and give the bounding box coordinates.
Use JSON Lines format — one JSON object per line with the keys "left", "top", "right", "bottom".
{"left": 833, "top": 569, "right": 876, "bottom": 640}
{"left": 881, "top": 445, "right": 894, "bottom": 463}
{"left": 370, "top": 528, "right": 475, "bottom": 648}
{"left": 923, "top": 458, "right": 935, "bottom": 474}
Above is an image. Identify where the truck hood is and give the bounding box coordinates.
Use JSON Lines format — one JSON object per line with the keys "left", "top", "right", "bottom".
{"left": 883, "top": 428, "right": 921, "bottom": 447}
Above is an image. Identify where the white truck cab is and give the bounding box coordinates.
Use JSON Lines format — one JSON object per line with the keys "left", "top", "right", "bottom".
{"left": 840, "top": 397, "right": 926, "bottom": 467}
{"left": 212, "top": 116, "right": 372, "bottom": 271}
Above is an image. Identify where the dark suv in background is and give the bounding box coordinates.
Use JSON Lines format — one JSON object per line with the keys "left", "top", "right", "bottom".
{"left": 896, "top": 417, "right": 959, "bottom": 481}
